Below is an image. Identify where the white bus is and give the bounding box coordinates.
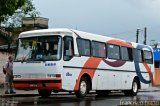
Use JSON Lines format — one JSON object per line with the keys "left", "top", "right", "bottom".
{"left": 13, "top": 28, "right": 154, "bottom": 98}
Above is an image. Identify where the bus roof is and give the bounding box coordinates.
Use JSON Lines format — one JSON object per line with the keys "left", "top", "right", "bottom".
{"left": 19, "top": 28, "right": 72, "bottom": 38}
{"left": 19, "top": 28, "right": 115, "bottom": 40}
{"left": 19, "top": 28, "right": 152, "bottom": 51}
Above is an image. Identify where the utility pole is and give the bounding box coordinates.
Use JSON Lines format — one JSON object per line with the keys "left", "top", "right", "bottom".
{"left": 144, "top": 27, "right": 147, "bottom": 45}
{"left": 136, "top": 29, "right": 140, "bottom": 43}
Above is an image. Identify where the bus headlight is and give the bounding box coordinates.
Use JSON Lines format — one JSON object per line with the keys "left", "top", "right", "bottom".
{"left": 14, "top": 75, "right": 21, "bottom": 78}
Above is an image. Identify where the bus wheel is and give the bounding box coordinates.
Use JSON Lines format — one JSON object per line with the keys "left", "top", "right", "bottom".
{"left": 96, "top": 90, "right": 110, "bottom": 96}
{"left": 38, "top": 90, "right": 51, "bottom": 98}
{"left": 75, "top": 77, "right": 89, "bottom": 98}
{"left": 124, "top": 79, "right": 138, "bottom": 96}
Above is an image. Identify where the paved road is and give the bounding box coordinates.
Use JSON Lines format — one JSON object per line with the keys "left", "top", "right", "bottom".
{"left": 0, "top": 91, "right": 160, "bottom": 106}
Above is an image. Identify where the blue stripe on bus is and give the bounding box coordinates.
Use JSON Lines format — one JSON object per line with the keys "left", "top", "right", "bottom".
{"left": 134, "top": 44, "right": 152, "bottom": 84}
{"left": 134, "top": 62, "right": 150, "bottom": 84}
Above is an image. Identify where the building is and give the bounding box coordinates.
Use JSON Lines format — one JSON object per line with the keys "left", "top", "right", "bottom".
{"left": 153, "top": 47, "right": 160, "bottom": 85}
{"left": 0, "top": 17, "right": 49, "bottom": 51}
{"left": 154, "top": 48, "right": 160, "bottom": 68}
{"left": 22, "top": 17, "right": 49, "bottom": 31}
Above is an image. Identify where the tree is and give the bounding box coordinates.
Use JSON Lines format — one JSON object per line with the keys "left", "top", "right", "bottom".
{"left": 0, "top": 0, "right": 39, "bottom": 51}
{"left": 0, "top": 0, "right": 26, "bottom": 24}
{"left": 1, "top": 0, "right": 39, "bottom": 27}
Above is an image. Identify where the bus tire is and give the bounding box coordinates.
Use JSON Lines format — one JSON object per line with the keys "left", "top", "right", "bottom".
{"left": 38, "top": 90, "right": 51, "bottom": 98}
{"left": 75, "top": 77, "right": 89, "bottom": 98}
{"left": 96, "top": 90, "right": 110, "bottom": 96}
{"left": 124, "top": 79, "right": 138, "bottom": 96}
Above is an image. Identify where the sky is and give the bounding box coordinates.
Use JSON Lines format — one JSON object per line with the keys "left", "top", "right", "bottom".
{"left": 33, "top": 0, "right": 160, "bottom": 45}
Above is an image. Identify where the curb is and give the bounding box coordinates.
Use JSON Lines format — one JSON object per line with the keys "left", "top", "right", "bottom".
{"left": 0, "top": 93, "right": 75, "bottom": 98}
{"left": 139, "top": 89, "right": 160, "bottom": 92}
{"left": 139, "top": 87, "right": 160, "bottom": 92}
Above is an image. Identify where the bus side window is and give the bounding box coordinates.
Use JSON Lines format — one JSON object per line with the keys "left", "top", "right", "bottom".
{"left": 143, "top": 50, "right": 153, "bottom": 64}
{"left": 107, "top": 44, "right": 120, "bottom": 60}
{"left": 92, "top": 41, "right": 106, "bottom": 58}
{"left": 77, "top": 38, "right": 91, "bottom": 56}
{"left": 133, "top": 49, "right": 143, "bottom": 62}
{"left": 121, "top": 46, "right": 133, "bottom": 61}
{"left": 63, "top": 36, "right": 74, "bottom": 61}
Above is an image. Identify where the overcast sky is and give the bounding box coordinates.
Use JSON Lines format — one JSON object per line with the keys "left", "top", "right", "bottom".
{"left": 33, "top": 0, "right": 160, "bottom": 45}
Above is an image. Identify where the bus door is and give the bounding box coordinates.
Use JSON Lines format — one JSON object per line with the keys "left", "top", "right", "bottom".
{"left": 63, "top": 36, "right": 76, "bottom": 90}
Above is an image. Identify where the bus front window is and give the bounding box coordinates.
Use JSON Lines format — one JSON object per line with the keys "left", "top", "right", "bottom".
{"left": 15, "top": 36, "right": 62, "bottom": 61}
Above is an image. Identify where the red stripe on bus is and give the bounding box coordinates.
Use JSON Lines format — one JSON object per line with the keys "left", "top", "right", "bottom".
{"left": 74, "top": 57, "right": 101, "bottom": 90}
{"left": 143, "top": 63, "right": 154, "bottom": 86}
{"left": 107, "top": 40, "right": 133, "bottom": 48}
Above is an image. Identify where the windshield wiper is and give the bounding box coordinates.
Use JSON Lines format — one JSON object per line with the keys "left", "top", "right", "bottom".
{"left": 21, "top": 50, "right": 32, "bottom": 62}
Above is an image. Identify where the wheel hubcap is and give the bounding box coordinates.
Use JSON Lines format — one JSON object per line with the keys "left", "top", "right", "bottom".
{"left": 80, "top": 81, "right": 87, "bottom": 94}
{"left": 133, "top": 82, "right": 138, "bottom": 93}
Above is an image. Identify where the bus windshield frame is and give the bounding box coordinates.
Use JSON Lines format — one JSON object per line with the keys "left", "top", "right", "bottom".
{"left": 15, "top": 35, "right": 62, "bottom": 62}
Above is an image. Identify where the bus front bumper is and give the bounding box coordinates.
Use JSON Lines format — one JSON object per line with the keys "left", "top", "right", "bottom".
{"left": 13, "top": 78, "right": 62, "bottom": 90}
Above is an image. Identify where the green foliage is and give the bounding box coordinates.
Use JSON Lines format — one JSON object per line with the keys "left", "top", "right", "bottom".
{"left": 0, "top": 0, "right": 25, "bottom": 22}
{"left": 0, "top": 0, "right": 39, "bottom": 48}
{"left": 0, "top": 0, "right": 39, "bottom": 27}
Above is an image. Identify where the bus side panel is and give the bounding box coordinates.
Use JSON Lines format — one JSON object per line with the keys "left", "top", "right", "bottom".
{"left": 92, "top": 70, "right": 114, "bottom": 90}
{"left": 92, "top": 71, "right": 133, "bottom": 90}
{"left": 92, "top": 59, "right": 153, "bottom": 90}
{"left": 92, "top": 60, "right": 134, "bottom": 90}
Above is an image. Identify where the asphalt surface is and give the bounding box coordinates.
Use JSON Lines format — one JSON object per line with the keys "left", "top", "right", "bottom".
{"left": 0, "top": 88, "right": 160, "bottom": 106}
{"left": 0, "top": 86, "right": 159, "bottom": 97}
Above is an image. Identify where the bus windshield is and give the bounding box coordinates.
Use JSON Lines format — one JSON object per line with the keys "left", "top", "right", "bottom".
{"left": 15, "top": 36, "right": 62, "bottom": 62}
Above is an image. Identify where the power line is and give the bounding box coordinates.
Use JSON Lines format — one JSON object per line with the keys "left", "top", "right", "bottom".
{"left": 104, "top": 24, "right": 160, "bottom": 37}
{"left": 103, "top": 26, "right": 159, "bottom": 44}
{"left": 106, "top": 29, "right": 136, "bottom": 36}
